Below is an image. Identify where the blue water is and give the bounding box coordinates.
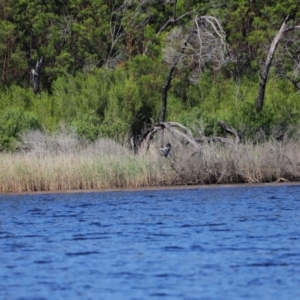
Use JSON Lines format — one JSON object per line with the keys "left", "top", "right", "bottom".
{"left": 0, "top": 184, "right": 300, "bottom": 300}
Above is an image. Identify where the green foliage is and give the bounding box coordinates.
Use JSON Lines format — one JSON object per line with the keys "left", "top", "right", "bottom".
{"left": 98, "top": 119, "right": 130, "bottom": 142}
{"left": 0, "top": 0, "right": 300, "bottom": 147}
{"left": 0, "top": 107, "right": 41, "bottom": 151}
{"left": 71, "top": 112, "right": 101, "bottom": 141}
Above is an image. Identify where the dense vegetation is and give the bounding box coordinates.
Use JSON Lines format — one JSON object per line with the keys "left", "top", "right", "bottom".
{"left": 1, "top": 0, "right": 300, "bottom": 151}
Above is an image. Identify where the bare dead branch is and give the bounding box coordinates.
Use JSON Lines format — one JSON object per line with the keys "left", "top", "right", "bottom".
{"left": 218, "top": 121, "right": 241, "bottom": 145}
{"left": 286, "top": 75, "right": 300, "bottom": 89}
{"left": 161, "top": 15, "right": 229, "bottom": 120}
{"left": 106, "top": 0, "right": 151, "bottom": 67}
{"left": 160, "top": 30, "right": 194, "bottom": 122}
{"left": 135, "top": 121, "right": 201, "bottom": 155}
{"left": 26, "top": 51, "right": 43, "bottom": 94}
{"left": 167, "top": 122, "right": 194, "bottom": 139}
{"left": 157, "top": 9, "right": 197, "bottom": 35}
{"left": 162, "top": 122, "right": 201, "bottom": 150}
{"left": 285, "top": 25, "right": 300, "bottom": 32}
{"left": 195, "top": 136, "right": 238, "bottom": 149}
{"left": 257, "top": 15, "right": 300, "bottom": 112}
{"left": 163, "top": 15, "right": 230, "bottom": 84}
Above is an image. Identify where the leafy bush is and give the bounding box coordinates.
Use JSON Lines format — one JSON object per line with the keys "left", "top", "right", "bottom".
{"left": 71, "top": 112, "right": 102, "bottom": 141}
{"left": 0, "top": 108, "right": 41, "bottom": 151}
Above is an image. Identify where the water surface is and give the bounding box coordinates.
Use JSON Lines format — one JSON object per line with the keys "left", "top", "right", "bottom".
{"left": 1, "top": 184, "right": 300, "bottom": 299}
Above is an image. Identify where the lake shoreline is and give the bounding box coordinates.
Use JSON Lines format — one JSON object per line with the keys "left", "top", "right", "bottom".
{"left": 2, "top": 181, "right": 300, "bottom": 196}
{"left": 2, "top": 138, "right": 300, "bottom": 195}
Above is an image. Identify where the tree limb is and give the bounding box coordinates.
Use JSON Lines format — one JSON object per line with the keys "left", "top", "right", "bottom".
{"left": 195, "top": 136, "right": 238, "bottom": 149}
{"left": 160, "top": 31, "right": 194, "bottom": 122}
{"left": 257, "top": 15, "right": 300, "bottom": 112}
{"left": 26, "top": 51, "right": 43, "bottom": 94}
{"left": 218, "top": 121, "right": 241, "bottom": 145}
{"left": 135, "top": 121, "right": 201, "bottom": 155}
{"left": 157, "top": 9, "right": 197, "bottom": 35}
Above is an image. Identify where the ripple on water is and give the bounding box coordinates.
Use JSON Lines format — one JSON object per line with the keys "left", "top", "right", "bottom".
{"left": 0, "top": 185, "right": 300, "bottom": 299}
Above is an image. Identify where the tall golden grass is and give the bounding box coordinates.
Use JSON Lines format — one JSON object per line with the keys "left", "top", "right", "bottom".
{"left": 1, "top": 130, "right": 300, "bottom": 193}
{"left": 0, "top": 152, "right": 169, "bottom": 193}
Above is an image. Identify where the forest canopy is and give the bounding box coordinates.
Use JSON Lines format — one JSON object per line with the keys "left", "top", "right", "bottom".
{"left": 0, "top": 0, "right": 300, "bottom": 150}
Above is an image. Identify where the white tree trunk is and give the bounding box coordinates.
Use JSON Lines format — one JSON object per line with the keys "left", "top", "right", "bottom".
{"left": 257, "top": 15, "right": 300, "bottom": 112}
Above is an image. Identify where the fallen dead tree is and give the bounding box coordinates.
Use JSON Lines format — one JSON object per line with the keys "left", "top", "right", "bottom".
{"left": 132, "top": 121, "right": 200, "bottom": 156}
{"left": 129, "top": 120, "right": 300, "bottom": 185}
{"left": 132, "top": 120, "right": 240, "bottom": 156}
{"left": 130, "top": 119, "right": 242, "bottom": 185}
{"left": 196, "top": 121, "right": 241, "bottom": 150}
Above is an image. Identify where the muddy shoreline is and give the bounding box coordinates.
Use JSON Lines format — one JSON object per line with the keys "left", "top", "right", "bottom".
{"left": 2, "top": 181, "right": 299, "bottom": 197}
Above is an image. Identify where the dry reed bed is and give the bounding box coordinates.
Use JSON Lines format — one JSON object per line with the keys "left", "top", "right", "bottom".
{"left": 177, "top": 141, "right": 300, "bottom": 184}
{"left": 1, "top": 139, "right": 300, "bottom": 193}
{"left": 0, "top": 153, "right": 172, "bottom": 193}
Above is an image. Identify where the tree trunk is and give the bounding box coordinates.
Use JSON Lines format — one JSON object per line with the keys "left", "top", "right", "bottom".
{"left": 26, "top": 51, "right": 43, "bottom": 94}
{"left": 160, "top": 31, "right": 194, "bottom": 122}
{"left": 257, "top": 15, "right": 300, "bottom": 112}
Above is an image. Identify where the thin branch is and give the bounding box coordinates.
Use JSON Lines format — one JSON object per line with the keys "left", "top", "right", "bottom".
{"left": 160, "top": 31, "right": 194, "bottom": 122}
{"left": 218, "top": 121, "right": 241, "bottom": 145}
{"left": 135, "top": 121, "right": 201, "bottom": 155}
{"left": 195, "top": 136, "right": 237, "bottom": 149}
{"left": 167, "top": 122, "right": 194, "bottom": 139}
{"left": 285, "top": 25, "right": 300, "bottom": 32}
{"left": 157, "top": 9, "right": 197, "bottom": 35}
{"left": 286, "top": 75, "right": 300, "bottom": 89}
{"left": 107, "top": 0, "right": 150, "bottom": 66}
{"left": 161, "top": 122, "right": 201, "bottom": 150}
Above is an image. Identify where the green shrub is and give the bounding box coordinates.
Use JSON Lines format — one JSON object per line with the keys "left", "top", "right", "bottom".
{"left": 71, "top": 112, "right": 102, "bottom": 141}
{"left": 0, "top": 108, "right": 41, "bottom": 151}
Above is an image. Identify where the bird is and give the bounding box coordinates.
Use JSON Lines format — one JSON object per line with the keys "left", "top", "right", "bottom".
{"left": 160, "top": 142, "right": 171, "bottom": 157}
